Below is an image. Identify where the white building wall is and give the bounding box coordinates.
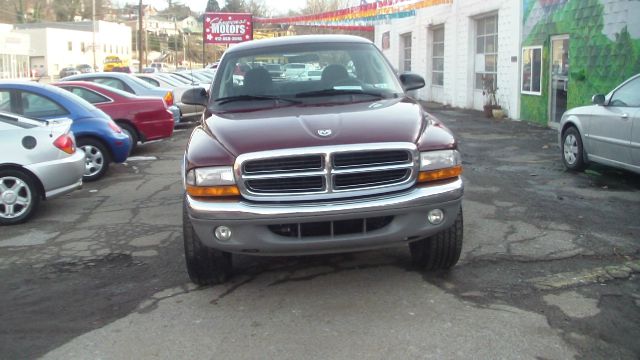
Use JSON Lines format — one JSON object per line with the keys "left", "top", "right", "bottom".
{"left": 375, "top": 0, "right": 522, "bottom": 119}
{"left": 15, "top": 21, "right": 131, "bottom": 77}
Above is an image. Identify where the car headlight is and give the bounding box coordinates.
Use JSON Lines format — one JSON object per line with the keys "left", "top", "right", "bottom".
{"left": 418, "top": 150, "right": 462, "bottom": 183}
{"left": 185, "top": 166, "right": 240, "bottom": 197}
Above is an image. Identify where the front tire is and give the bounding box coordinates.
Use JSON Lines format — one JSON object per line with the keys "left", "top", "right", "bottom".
{"left": 77, "top": 138, "right": 111, "bottom": 182}
{"left": 409, "top": 207, "right": 463, "bottom": 270}
{"left": 561, "top": 127, "right": 587, "bottom": 171}
{"left": 183, "top": 200, "right": 232, "bottom": 285}
{"left": 0, "top": 169, "right": 41, "bottom": 225}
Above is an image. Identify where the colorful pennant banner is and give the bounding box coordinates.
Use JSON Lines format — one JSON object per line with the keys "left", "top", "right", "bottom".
{"left": 254, "top": 0, "right": 453, "bottom": 30}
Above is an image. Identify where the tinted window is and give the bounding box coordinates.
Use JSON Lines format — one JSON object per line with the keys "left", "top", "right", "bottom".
{"left": 138, "top": 77, "right": 160, "bottom": 87}
{"left": 93, "top": 78, "right": 131, "bottom": 92}
{"left": 0, "top": 91, "right": 11, "bottom": 112}
{"left": 20, "top": 92, "right": 68, "bottom": 118}
{"left": 610, "top": 77, "right": 640, "bottom": 107}
{"left": 63, "top": 86, "right": 110, "bottom": 104}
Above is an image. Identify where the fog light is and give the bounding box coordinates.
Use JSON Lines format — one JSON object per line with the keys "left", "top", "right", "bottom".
{"left": 214, "top": 226, "right": 232, "bottom": 241}
{"left": 427, "top": 209, "right": 445, "bottom": 225}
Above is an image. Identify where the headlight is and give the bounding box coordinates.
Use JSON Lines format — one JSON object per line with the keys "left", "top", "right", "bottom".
{"left": 418, "top": 150, "right": 462, "bottom": 182}
{"left": 185, "top": 166, "right": 240, "bottom": 197}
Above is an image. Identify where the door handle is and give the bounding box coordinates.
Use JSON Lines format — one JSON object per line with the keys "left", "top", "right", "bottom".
{"left": 621, "top": 113, "right": 629, "bottom": 119}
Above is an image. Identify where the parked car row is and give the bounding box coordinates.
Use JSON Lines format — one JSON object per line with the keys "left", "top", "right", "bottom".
{"left": 61, "top": 71, "right": 210, "bottom": 123}
{"left": 1, "top": 75, "right": 183, "bottom": 224}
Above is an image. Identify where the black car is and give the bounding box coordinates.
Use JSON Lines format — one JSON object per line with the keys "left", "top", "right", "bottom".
{"left": 76, "top": 64, "right": 94, "bottom": 73}
{"left": 59, "top": 67, "right": 80, "bottom": 78}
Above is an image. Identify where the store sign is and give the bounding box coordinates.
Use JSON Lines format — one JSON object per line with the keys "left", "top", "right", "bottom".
{"left": 204, "top": 13, "right": 253, "bottom": 44}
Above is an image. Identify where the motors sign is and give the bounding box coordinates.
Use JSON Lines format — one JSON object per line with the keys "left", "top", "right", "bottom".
{"left": 204, "top": 13, "right": 253, "bottom": 44}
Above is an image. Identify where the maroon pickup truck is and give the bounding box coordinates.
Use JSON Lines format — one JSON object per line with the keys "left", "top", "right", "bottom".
{"left": 181, "top": 35, "right": 464, "bottom": 285}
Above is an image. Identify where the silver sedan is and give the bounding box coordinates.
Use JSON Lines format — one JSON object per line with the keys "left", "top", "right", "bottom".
{"left": 135, "top": 73, "right": 206, "bottom": 121}
{"left": 559, "top": 74, "right": 640, "bottom": 174}
{"left": 0, "top": 112, "right": 85, "bottom": 225}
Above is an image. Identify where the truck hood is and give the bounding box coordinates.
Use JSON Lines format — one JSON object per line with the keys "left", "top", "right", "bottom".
{"left": 204, "top": 97, "right": 426, "bottom": 156}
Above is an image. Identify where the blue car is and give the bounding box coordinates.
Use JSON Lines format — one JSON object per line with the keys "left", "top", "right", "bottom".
{"left": 0, "top": 81, "right": 131, "bottom": 181}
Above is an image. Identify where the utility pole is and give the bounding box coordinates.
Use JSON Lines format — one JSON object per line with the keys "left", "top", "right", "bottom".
{"left": 92, "top": 0, "right": 96, "bottom": 71}
{"left": 174, "top": 17, "right": 178, "bottom": 69}
{"left": 138, "top": 0, "right": 143, "bottom": 72}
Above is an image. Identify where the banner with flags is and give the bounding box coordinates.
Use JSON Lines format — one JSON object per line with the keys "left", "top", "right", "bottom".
{"left": 254, "top": 0, "right": 453, "bottom": 30}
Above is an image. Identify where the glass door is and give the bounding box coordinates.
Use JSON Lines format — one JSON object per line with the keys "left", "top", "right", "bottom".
{"left": 550, "top": 35, "right": 569, "bottom": 126}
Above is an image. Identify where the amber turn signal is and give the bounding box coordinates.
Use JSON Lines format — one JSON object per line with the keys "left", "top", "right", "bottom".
{"left": 417, "top": 165, "right": 463, "bottom": 183}
{"left": 186, "top": 185, "right": 240, "bottom": 197}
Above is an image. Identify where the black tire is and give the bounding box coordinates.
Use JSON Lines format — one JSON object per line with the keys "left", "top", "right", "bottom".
{"left": 0, "top": 169, "right": 41, "bottom": 225}
{"left": 409, "top": 207, "right": 463, "bottom": 270}
{"left": 77, "top": 138, "right": 111, "bottom": 182}
{"left": 183, "top": 199, "right": 232, "bottom": 285}
{"left": 561, "top": 126, "right": 587, "bottom": 171}
{"left": 118, "top": 122, "right": 138, "bottom": 154}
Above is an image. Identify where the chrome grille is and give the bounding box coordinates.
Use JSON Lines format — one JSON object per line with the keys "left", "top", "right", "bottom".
{"left": 235, "top": 143, "right": 419, "bottom": 201}
{"left": 244, "top": 155, "right": 322, "bottom": 174}
{"left": 333, "top": 150, "right": 410, "bottom": 168}
{"left": 334, "top": 169, "right": 410, "bottom": 189}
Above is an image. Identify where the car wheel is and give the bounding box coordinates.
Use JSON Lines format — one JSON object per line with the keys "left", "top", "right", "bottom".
{"left": 0, "top": 169, "right": 41, "bottom": 225}
{"left": 77, "top": 138, "right": 111, "bottom": 182}
{"left": 118, "top": 123, "right": 138, "bottom": 154}
{"left": 562, "top": 126, "right": 587, "bottom": 171}
{"left": 183, "top": 198, "right": 232, "bottom": 285}
{"left": 409, "top": 207, "right": 463, "bottom": 270}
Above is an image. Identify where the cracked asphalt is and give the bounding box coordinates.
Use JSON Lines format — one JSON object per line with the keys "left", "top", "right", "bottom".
{"left": 1, "top": 109, "right": 639, "bottom": 359}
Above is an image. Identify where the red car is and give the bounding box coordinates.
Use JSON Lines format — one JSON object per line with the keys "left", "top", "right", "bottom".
{"left": 53, "top": 81, "right": 174, "bottom": 151}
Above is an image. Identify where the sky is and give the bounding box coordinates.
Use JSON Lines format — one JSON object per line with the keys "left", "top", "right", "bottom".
{"left": 125, "top": 0, "right": 306, "bottom": 16}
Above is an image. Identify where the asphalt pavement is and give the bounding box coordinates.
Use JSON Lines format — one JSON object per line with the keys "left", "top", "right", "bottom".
{"left": 1, "top": 108, "right": 638, "bottom": 359}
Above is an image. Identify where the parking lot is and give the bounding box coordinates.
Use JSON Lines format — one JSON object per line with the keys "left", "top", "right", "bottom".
{"left": 1, "top": 108, "right": 639, "bottom": 359}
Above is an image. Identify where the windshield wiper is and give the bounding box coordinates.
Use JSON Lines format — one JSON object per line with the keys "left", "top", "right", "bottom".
{"left": 295, "top": 89, "right": 390, "bottom": 99}
{"left": 214, "top": 95, "right": 302, "bottom": 105}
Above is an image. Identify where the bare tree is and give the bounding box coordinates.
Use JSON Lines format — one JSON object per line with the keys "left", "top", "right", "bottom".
{"left": 245, "top": 0, "right": 270, "bottom": 17}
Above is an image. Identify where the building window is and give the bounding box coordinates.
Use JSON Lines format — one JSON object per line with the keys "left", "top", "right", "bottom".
{"left": 400, "top": 33, "right": 412, "bottom": 72}
{"left": 521, "top": 46, "right": 542, "bottom": 95}
{"left": 431, "top": 27, "right": 444, "bottom": 86}
{"left": 474, "top": 14, "right": 498, "bottom": 90}
{"left": 68, "top": 41, "right": 73, "bottom": 51}
{"left": 81, "top": 42, "right": 86, "bottom": 52}
{"left": 103, "top": 44, "right": 107, "bottom": 52}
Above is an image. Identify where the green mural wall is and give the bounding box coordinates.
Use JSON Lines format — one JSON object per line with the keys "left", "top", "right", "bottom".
{"left": 521, "top": 0, "right": 640, "bottom": 125}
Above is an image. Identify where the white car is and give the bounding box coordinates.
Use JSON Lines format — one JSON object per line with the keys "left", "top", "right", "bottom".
{"left": 559, "top": 74, "right": 640, "bottom": 174}
{"left": 0, "top": 112, "right": 85, "bottom": 225}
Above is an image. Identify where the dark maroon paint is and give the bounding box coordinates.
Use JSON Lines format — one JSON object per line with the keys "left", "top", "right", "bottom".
{"left": 53, "top": 81, "right": 174, "bottom": 142}
{"left": 184, "top": 96, "right": 456, "bottom": 171}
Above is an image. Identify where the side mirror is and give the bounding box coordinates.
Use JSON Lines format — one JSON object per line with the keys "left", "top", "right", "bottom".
{"left": 399, "top": 72, "right": 426, "bottom": 92}
{"left": 592, "top": 94, "right": 606, "bottom": 106}
{"left": 182, "top": 87, "right": 208, "bottom": 107}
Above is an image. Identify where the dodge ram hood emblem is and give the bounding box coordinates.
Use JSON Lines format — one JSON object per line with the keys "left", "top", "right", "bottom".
{"left": 317, "top": 129, "right": 332, "bottom": 137}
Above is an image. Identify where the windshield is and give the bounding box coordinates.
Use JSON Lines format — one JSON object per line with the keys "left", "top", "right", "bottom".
{"left": 211, "top": 42, "right": 403, "bottom": 110}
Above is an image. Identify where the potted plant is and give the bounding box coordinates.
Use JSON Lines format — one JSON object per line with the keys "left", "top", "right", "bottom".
{"left": 482, "top": 75, "right": 501, "bottom": 118}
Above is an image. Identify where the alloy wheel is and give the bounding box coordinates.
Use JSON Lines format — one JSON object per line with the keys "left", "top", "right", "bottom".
{"left": 563, "top": 134, "right": 578, "bottom": 165}
{"left": 81, "top": 144, "right": 105, "bottom": 177}
{"left": 0, "top": 176, "right": 32, "bottom": 220}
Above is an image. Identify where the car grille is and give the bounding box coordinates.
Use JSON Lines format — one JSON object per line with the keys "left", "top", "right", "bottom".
{"left": 268, "top": 216, "right": 394, "bottom": 239}
{"left": 236, "top": 144, "right": 418, "bottom": 201}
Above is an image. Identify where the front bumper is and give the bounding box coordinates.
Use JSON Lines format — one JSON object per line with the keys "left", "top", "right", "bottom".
{"left": 25, "top": 149, "right": 85, "bottom": 199}
{"left": 187, "top": 178, "right": 463, "bottom": 256}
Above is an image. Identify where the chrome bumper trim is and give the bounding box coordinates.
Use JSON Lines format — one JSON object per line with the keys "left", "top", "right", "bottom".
{"left": 187, "top": 178, "right": 463, "bottom": 221}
